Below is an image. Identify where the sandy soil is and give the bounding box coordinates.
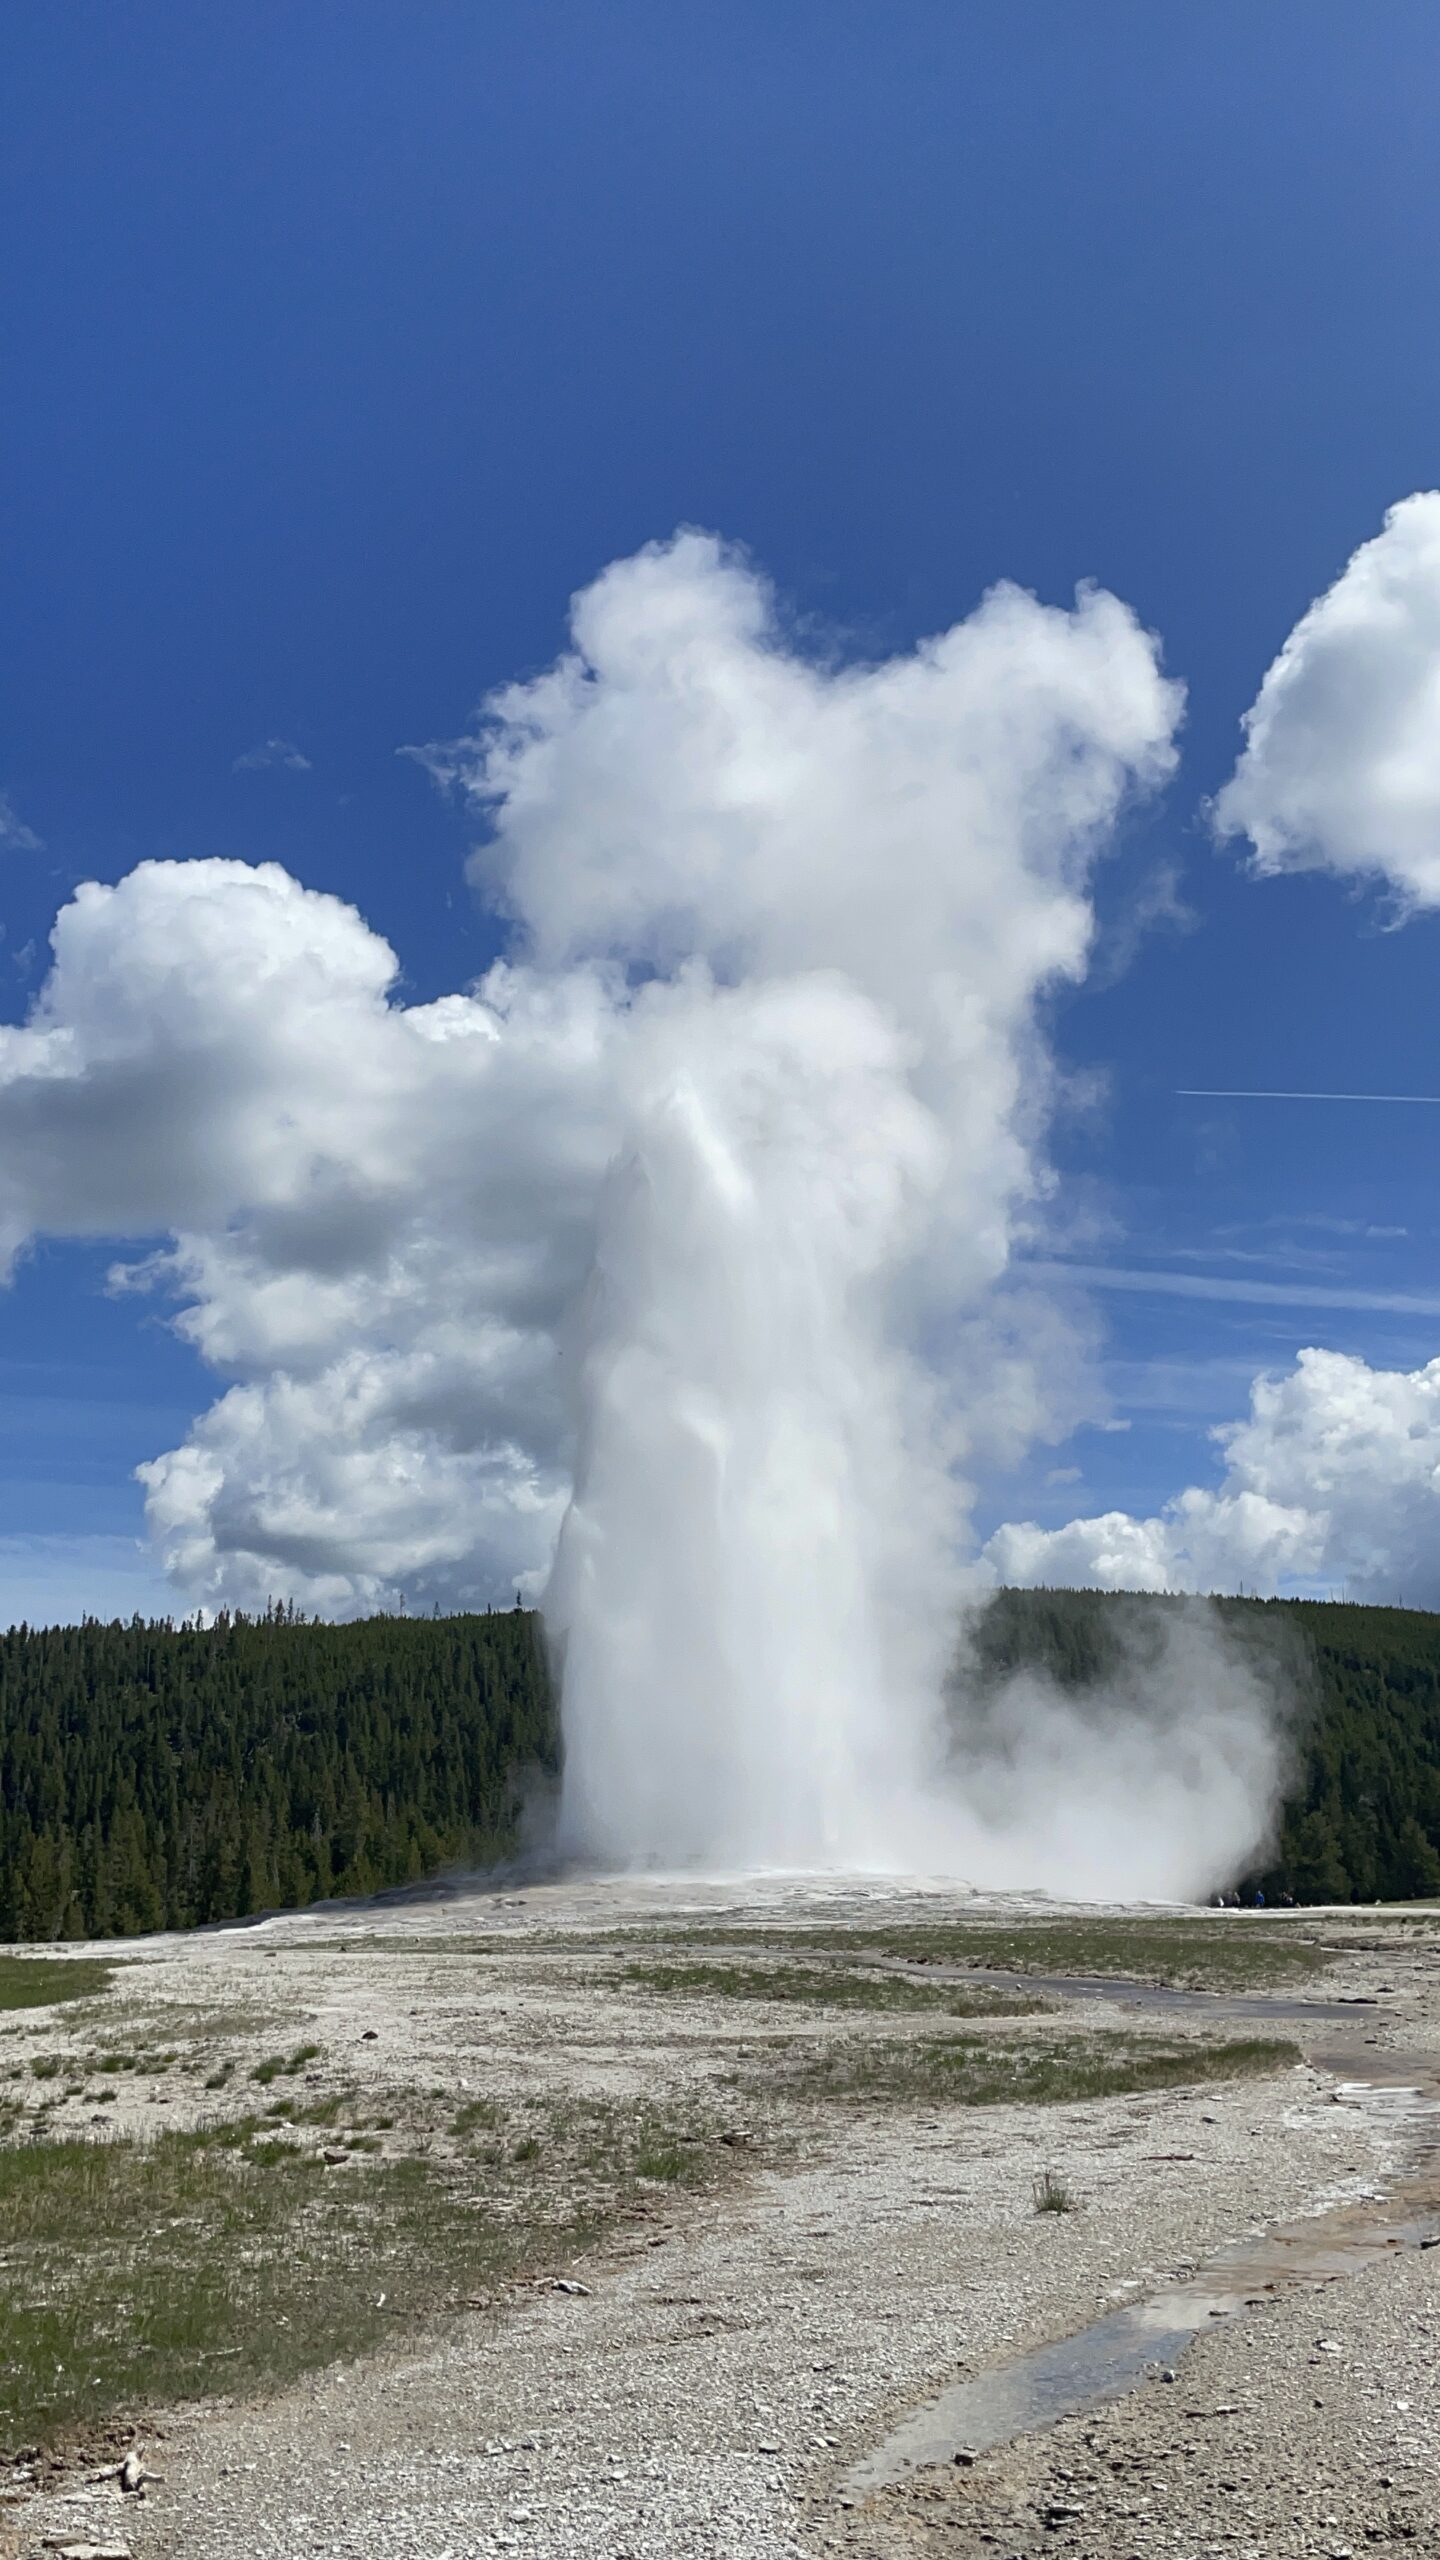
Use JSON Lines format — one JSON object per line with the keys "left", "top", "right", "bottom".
{"left": 6, "top": 1878, "right": 1438, "bottom": 2560}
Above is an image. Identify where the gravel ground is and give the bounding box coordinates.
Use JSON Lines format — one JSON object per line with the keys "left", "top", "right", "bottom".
{"left": 6, "top": 1882, "right": 1438, "bottom": 2560}
{"left": 854, "top": 2243, "right": 1440, "bottom": 2559}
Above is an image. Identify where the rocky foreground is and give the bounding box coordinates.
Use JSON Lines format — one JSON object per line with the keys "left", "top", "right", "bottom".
{"left": 1, "top": 1877, "right": 1435, "bottom": 2560}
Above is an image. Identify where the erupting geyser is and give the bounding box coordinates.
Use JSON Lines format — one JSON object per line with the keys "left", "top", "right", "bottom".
{"left": 442, "top": 531, "right": 1287, "bottom": 1891}
{"left": 547, "top": 974, "right": 957, "bottom": 1870}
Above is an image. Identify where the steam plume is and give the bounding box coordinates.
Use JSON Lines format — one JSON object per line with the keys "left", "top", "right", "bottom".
{"left": 546, "top": 973, "right": 957, "bottom": 1869}
{"left": 441, "top": 533, "right": 1284, "bottom": 1886}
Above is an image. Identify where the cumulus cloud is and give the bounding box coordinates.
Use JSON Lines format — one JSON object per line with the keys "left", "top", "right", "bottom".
{"left": 0, "top": 858, "right": 622, "bottom": 1608}
{"left": 232, "top": 737, "right": 312, "bottom": 773}
{"left": 0, "top": 534, "right": 1180, "bottom": 1629}
{"left": 1214, "top": 491, "right": 1440, "bottom": 906}
{"left": 986, "top": 1344, "right": 1440, "bottom": 1605}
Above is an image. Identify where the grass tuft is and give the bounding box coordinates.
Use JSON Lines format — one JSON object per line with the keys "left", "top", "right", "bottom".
{"left": 451, "top": 2098, "right": 502, "bottom": 2138}
{"left": 250, "top": 2042, "right": 323, "bottom": 2087}
{"left": 1033, "top": 2168, "right": 1075, "bottom": 2214}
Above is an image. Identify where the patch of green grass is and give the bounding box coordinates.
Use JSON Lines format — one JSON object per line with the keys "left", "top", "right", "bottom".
{"left": 0, "top": 2081, "right": 733, "bottom": 2455}
{"left": 0, "top": 2122, "right": 540, "bottom": 2447}
{"left": 662, "top": 1918, "right": 1338, "bottom": 1993}
{"left": 0, "top": 1957, "right": 115, "bottom": 2013}
{"left": 624, "top": 1958, "right": 1050, "bottom": 2017}
{"left": 250, "top": 2042, "right": 322, "bottom": 2087}
{"left": 754, "top": 2028, "right": 1298, "bottom": 2110}
{"left": 451, "top": 2097, "right": 503, "bottom": 2138}
{"left": 246, "top": 2136, "right": 310, "bottom": 2169}
{"left": 633, "top": 2139, "right": 709, "bottom": 2185}
{"left": 300, "top": 1936, "right": 521, "bottom": 1957}
{"left": 921, "top": 1920, "right": 1335, "bottom": 1991}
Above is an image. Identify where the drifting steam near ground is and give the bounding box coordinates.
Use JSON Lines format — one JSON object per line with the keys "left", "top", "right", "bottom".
{"left": 436, "top": 535, "right": 1289, "bottom": 1897}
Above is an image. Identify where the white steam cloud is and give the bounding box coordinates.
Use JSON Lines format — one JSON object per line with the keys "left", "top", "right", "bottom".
{"left": 0, "top": 532, "right": 1294, "bottom": 1892}
{"left": 948, "top": 1601, "right": 1293, "bottom": 1903}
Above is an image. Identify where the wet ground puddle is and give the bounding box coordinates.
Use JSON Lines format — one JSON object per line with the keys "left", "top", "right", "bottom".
{"left": 844, "top": 1976, "right": 1440, "bottom": 2496}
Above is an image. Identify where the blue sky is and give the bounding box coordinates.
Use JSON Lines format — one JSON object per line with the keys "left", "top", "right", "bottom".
{"left": 5, "top": 1, "right": 1440, "bottom": 1621}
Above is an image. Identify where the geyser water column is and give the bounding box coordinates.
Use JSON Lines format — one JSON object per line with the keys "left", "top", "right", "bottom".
{"left": 447, "top": 529, "right": 1206, "bottom": 1880}
{"left": 547, "top": 973, "right": 960, "bottom": 1871}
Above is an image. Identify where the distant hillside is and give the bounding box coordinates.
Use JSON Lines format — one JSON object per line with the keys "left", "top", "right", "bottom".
{"left": 2, "top": 1588, "right": 1439, "bottom": 1940}
{"left": 971, "top": 1587, "right": 1440, "bottom": 1903}
{"left": 0, "top": 1606, "right": 555, "bottom": 1941}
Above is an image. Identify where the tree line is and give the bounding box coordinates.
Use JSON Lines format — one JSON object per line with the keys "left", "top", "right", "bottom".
{"left": 2, "top": 1587, "right": 1439, "bottom": 1940}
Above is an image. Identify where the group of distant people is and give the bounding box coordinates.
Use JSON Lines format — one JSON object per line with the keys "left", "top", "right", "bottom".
{"left": 1211, "top": 1888, "right": 1297, "bottom": 1908}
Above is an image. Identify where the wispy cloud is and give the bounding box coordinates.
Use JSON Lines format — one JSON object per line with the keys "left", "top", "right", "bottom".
{"left": 1177, "top": 1087, "right": 1440, "bottom": 1105}
{"left": 0, "top": 791, "right": 42, "bottom": 853}
{"left": 1103, "top": 1352, "right": 1277, "bottom": 1421}
{"left": 1031, "top": 1260, "right": 1440, "bottom": 1317}
{"left": 1089, "top": 858, "right": 1197, "bottom": 989}
{"left": 231, "top": 737, "right": 312, "bottom": 774}
{"left": 1160, "top": 1242, "right": 1352, "bottom": 1273}
{"left": 0, "top": 1533, "right": 174, "bottom": 1632}
{"left": 1266, "top": 1213, "right": 1409, "bottom": 1239}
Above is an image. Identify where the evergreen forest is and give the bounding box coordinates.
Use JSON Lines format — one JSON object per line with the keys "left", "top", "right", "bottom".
{"left": 2, "top": 1589, "right": 1439, "bottom": 1940}
{"left": 0, "top": 1606, "right": 553, "bottom": 1941}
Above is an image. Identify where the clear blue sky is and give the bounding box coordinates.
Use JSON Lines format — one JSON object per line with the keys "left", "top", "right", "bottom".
{"left": 4, "top": 1, "right": 1440, "bottom": 1618}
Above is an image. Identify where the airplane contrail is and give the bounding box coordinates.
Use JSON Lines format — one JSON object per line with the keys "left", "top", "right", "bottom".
{"left": 1176, "top": 1088, "right": 1440, "bottom": 1105}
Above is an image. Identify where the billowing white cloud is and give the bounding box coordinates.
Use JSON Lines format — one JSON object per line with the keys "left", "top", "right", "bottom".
{"left": 1214, "top": 491, "right": 1440, "bottom": 906}
{"left": 987, "top": 1345, "right": 1440, "bottom": 1606}
{"left": 0, "top": 859, "right": 623, "bottom": 1609}
{"left": 0, "top": 535, "right": 1180, "bottom": 1625}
